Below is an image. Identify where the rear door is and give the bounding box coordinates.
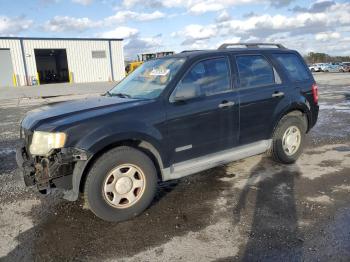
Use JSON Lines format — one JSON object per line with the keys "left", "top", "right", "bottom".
{"left": 234, "top": 53, "right": 289, "bottom": 145}
{"left": 165, "top": 56, "right": 239, "bottom": 164}
{"left": 271, "top": 52, "right": 318, "bottom": 127}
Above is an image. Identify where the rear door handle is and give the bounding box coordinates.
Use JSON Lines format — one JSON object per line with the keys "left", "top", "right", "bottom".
{"left": 272, "top": 91, "right": 284, "bottom": 98}
{"left": 218, "top": 101, "right": 235, "bottom": 108}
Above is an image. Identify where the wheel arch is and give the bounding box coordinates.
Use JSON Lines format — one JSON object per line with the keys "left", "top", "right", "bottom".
{"left": 272, "top": 106, "right": 310, "bottom": 138}
{"left": 78, "top": 138, "right": 165, "bottom": 194}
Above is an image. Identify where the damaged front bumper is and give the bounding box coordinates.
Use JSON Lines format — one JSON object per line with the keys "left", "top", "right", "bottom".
{"left": 16, "top": 141, "right": 90, "bottom": 197}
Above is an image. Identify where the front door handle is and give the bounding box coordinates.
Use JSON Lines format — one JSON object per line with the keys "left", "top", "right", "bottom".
{"left": 272, "top": 91, "right": 284, "bottom": 98}
{"left": 218, "top": 101, "right": 235, "bottom": 108}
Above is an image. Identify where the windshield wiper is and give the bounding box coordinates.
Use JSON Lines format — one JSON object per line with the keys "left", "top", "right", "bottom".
{"left": 107, "top": 92, "right": 132, "bottom": 98}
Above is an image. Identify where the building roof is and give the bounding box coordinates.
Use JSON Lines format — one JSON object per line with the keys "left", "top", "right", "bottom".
{"left": 0, "top": 36, "right": 123, "bottom": 41}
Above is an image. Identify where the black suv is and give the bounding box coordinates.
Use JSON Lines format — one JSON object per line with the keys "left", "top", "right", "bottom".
{"left": 16, "top": 43, "right": 319, "bottom": 222}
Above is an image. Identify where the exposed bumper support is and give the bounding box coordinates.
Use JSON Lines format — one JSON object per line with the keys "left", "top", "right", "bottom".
{"left": 16, "top": 142, "right": 91, "bottom": 198}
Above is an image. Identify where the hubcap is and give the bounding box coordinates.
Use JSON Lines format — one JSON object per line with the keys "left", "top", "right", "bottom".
{"left": 103, "top": 164, "right": 146, "bottom": 209}
{"left": 282, "top": 126, "right": 301, "bottom": 156}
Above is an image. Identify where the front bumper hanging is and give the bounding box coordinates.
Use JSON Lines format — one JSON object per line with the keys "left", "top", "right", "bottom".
{"left": 16, "top": 141, "right": 90, "bottom": 192}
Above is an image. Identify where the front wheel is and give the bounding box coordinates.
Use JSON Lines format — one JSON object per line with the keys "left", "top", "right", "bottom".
{"left": 269, "top": 115, "right": 306, "bottom": 164}
{"left": 84, "top": 146, "right": 158, "bottom": 222}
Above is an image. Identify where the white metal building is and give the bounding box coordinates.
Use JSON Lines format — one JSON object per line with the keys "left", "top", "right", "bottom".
{"left": 0, "top": 37, "right": 125, "bottom": 87}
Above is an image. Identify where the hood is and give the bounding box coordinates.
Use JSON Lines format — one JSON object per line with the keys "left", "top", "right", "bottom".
{"left": 21, "top": 96, "right": 148, "bottom": 131}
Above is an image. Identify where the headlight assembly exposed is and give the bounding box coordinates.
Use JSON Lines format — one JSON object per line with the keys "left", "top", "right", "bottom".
{"left": 29, "top": 131, "right": 66, "bottom": 156}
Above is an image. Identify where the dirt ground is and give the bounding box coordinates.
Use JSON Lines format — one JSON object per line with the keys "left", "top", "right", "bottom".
{"left": 0, "top": 73, "right": 349, "bottom": 261}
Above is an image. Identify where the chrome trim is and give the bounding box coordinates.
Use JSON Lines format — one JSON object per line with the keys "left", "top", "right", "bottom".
{"left": 272, "top": 91, "right": 284, "bottom": 98}
{"left": 218, "top": 101, "right": 235, "bottom": 108}
{"left": 162, "top": 139, "right": 272, "bottom": 181}
{"left": 175, "top": 144, "right": 193, "bottom": 152}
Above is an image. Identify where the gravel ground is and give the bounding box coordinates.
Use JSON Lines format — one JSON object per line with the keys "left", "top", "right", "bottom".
{"left": 0, "top": 73, "right": 349, "bottom": 261}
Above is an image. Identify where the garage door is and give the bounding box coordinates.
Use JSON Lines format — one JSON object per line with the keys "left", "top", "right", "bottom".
{"left": 0, "top": 49, "right": 14, "bottom": 87}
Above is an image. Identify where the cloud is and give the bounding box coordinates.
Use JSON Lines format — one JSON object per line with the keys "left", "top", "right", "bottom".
{"left": 42, "top": 16, "right": 99, "bottom": 32}
{"left": 124, "top": 35, "right": 163, "bottom": 59}
{"left": 122, "top": 0, "right": 295, "bottom": 14}
{"left": 189, "top": 2, "right": 225, "bottom": 14}
{"left": 0, "top": 16, "right": 33, "bottom": 36}
{"left": 172, "top": 24, "right": 217, "bottom": 45}
{"left": 292, "top": 0, "right": 335, "bottom": 13}
{"left": 216, "top": 10, "right": 231, "bottom": 22}
{"left": 99, "top": 26, "right": 139, "bottom": 39}
{"left": 105, "top": 10, "right": 165, "bottom": 24}
{"left": 172, "top": 1, "right": 350, "bottom": 54}
{"left": 72, "top": 0, "right": 93, "bottom": 5}
{"left": 270, "top": 0, "right": 295, "bottom": 8}
{"left": 315, "top": 32, "right": 341, "bottom": 41}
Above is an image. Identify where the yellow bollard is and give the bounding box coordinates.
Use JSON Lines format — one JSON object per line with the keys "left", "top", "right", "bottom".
{"left": 69, "top": 72, "right": 73, "bottom": 83}
{"left": 36, "top": 72, "right": 40, "bottom": 85}
{"left": 12, "top": 74, "right": 17, "bottom": 87}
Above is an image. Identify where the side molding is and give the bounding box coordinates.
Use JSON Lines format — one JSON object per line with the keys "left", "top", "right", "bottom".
{"left": 162, "top": 140, "right": 272, "bottom": 181}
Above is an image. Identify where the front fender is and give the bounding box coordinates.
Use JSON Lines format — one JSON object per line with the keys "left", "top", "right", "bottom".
{"left": 63, "top": 121, "right": 165, "bottom": 202}
{"left": 75, "top": 121, "right": 164, "bottom": 155}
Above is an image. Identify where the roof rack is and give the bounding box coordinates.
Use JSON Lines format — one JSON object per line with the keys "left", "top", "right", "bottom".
{"left": 180, "top": 50, "right": 204, "bottom": 53}
{"left": 218, "top": 43, "right": 286, "bottom": 50}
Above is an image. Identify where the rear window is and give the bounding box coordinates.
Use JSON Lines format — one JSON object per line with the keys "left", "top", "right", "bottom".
{"left": 273, "top": 53, "right": 310, "bottom": 82}
{"left": 236, "top": 55, "right": 276, "bottom": 89}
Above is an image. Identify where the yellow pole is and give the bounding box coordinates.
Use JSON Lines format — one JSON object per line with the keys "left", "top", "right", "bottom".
{"left": 69, "top": 72, "right": 73, "bottom": 83}
{"left": 36, "top": 72, "right": 40, "bottom": 85}
{"left": 12, "top": 74, "right": 17, "bottom": 87}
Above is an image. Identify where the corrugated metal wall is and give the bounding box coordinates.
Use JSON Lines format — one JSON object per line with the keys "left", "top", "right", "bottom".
{"left": 0, "top": 38, "right": 125, "bottom": 86}
{"left": 111, "top": 41, "right": 125, "bottom": 81}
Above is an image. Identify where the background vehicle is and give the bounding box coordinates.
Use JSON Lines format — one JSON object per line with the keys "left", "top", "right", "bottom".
{"left": 309, "top": 63, "right": 323, "bottom": 72}
{"left": 125, "top": 51, "right": 175, "bottom": 75}
{"left": 17, "top": 43, "right": 319, "bottom": 222}
{"left": 322, "top": 63, "right": 343, "bottom": 72}
{"left": 340, "top": 62, "right": 350, "bottom": 72}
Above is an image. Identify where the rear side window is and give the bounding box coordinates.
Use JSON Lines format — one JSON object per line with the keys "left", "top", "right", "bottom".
{"left": 236, "top": 55, "right": 276, "bottom": 89}
{"left": 273, "top": 53, "right": 310, "bottom": 82}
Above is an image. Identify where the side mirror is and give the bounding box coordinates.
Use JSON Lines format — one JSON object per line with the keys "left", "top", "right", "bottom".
{"left": 172, "top": 83, "right": 197, "bottom": 102}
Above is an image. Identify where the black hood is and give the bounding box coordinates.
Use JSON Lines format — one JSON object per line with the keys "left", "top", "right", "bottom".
{"left": 21, "top": 96, "right": 148, "bottom": 131}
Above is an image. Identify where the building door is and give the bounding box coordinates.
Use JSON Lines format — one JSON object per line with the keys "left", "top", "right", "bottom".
{"left": 34, "top": 49, "right": 69, "bottom": 84}
{"left": 0, "top": 49, "right": 14, "bottom": 87}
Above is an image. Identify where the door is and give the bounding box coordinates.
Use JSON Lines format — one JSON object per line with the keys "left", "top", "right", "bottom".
{"left": 165, "top": 56, "right": 239, "bottom": 164}
{"left": 235, "top": 54, "right": 289, "bottom": 145}
{"left": 0, "top": 49, "right": 14, "bottom": 87}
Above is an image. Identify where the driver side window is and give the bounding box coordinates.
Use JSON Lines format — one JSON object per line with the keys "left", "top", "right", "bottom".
{"left": 173, "top": 57, "right": 231, "bottom": 100}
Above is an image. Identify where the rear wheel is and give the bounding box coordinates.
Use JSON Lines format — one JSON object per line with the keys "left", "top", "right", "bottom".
{"left": 84, "top": 146, "right": 158, "bottom": 222}
{"left": 269, "top": 115, "right": 306, "bottom": 164}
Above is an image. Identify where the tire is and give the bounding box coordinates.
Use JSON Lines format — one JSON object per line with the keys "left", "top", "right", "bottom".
{"left": 269, "top": 115, "right": 306, "bottom": 164}
{"left": 311, "top": 68, "right": 315, "bottom": 72}
{"left": 84, "top": 146, "right": 158, "bottom": 222}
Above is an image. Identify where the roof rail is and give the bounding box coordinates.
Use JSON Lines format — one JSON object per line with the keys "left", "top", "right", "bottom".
{"left": 218, "top": 43, "right": 286, "bottom": 50}
{"left": 180, "top": 50, "right": 204, "bottom": 53}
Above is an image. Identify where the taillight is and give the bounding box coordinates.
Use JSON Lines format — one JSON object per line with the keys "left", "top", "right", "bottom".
{"left": 312, "top": 83, "right": 319, "bottom": 104}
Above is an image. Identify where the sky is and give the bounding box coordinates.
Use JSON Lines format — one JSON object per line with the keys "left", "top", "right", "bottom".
{"left": 0, "top": 0, "right": 350, "bottom": 59}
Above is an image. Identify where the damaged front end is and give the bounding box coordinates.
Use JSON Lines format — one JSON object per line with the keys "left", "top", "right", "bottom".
{"left": 16, "top": 140, "right": 89, "bottom": 194}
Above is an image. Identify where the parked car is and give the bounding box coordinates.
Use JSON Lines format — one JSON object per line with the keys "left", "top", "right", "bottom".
{"left": 322, "top": 63, "right": 343, "bottom": 72}
{"left": 309, "top": 63, "right": 324, "bottom": 72}
{"left": 340, "top": 62, "right": 350, "bottom": 72}
{"left": 16, "top": 43, "right": 319, "bottom": 222}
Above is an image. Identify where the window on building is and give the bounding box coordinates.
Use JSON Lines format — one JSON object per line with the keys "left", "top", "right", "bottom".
{"left": 92, "top": 50, "right": 106, "bottom": 58}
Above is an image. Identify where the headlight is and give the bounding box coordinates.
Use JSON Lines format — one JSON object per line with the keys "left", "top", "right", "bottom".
{"left": 29, "top": 131, "right": 66, "bottom": 156}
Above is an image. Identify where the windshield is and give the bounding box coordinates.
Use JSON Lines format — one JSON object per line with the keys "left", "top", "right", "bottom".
{"left": 109, "top": 58, "right": 185, "bottom": 99}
